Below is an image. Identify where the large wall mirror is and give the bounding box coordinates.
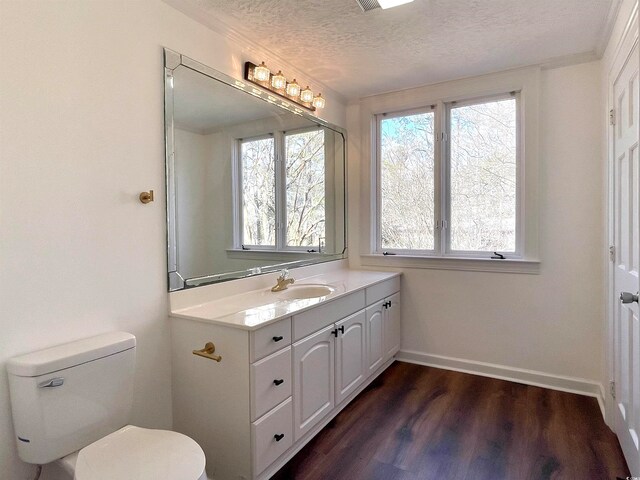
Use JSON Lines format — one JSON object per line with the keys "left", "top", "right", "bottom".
{"left": 164, "top": 49, "right": 347, "bottom": 291}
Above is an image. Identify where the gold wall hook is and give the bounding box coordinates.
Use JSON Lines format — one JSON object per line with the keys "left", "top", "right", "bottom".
{"left": 139, "top": 190, "right": 154, "bottom": 204}
{"left": 192, "top": 342, "right": 222, "bottom": 362}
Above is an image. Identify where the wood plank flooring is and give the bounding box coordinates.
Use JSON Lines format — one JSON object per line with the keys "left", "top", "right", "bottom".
{"left": 272, "top": 362, "right": 630, "bottom": 480}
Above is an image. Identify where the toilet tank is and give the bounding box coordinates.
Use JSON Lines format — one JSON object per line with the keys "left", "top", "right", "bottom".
{"left": 6, "top": 332, "right": 136, "bottom": 465}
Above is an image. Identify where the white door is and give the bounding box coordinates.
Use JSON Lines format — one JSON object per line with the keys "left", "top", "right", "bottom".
{"left": 292, "top": 324, "right": 335, "bottom": 441}
{"left": 366, "top": 300, "right": 385, "bottom": 374}
{"left": 383, "top": 292, "right": 401, "bottom": 362}
{"left": 611, "top": 37, "right": 640, "bottom": 475}
{"left": 335, "top": 310, "right": 367, "bottom": 405}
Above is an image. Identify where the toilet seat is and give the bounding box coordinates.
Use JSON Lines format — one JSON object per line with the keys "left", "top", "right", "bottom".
{"left": 73, "top": 425, "right": 206, "bottom": 480}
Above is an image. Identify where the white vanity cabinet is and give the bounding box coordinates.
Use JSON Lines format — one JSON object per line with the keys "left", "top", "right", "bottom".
{"left": 170, "top": 272, "right": 400, "bottom": 480}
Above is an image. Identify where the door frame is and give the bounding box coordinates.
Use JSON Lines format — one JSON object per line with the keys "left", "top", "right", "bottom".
{"left": 606, "top": 3, "right": 639, "bottom": 427}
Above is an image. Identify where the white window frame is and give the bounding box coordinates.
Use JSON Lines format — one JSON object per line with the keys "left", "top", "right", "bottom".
{"left": 234, "top": 126, "right": 327, "bottom": 252}
{"left": 375, "top": 93, "right": 522, "bottom": 259}
{"left": 361, "top": 66, "right": 541, "bottom": 275}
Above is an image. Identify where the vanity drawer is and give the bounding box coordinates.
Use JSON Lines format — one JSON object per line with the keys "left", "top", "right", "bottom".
{"left": 252, "top": 397, "right": 293, "bottom": 476}
{"left": 293, "top": 290, "right": 365, "bottom": 341}
{"left": 250, "top": 317, "right": 292, "bottom": 362}
{"left": 366, "top": 276, "right": 401, "bottom": 305}
{"left": 251, "top": 347, "right": 292, "bottom": 421}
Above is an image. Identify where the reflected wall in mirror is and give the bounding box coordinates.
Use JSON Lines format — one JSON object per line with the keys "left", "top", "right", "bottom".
{"left": 164, "top": 50, "right": 346, "bottom": 291}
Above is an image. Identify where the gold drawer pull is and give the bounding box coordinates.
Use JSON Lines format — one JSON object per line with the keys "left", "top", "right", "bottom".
{"left": 193, "top": 342, "right": 222, "bottom": 362}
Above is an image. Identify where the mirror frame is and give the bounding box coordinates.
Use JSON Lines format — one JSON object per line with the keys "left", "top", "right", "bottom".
{"left": 164, "top": 48, "right": 347, "bottom": 291}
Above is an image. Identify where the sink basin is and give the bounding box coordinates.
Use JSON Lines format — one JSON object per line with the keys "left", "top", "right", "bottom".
{"left": 275, "top": 284, "right": 335, "bottom": 300}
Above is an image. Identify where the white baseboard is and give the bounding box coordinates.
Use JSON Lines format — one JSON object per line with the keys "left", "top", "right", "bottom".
{"left": 397, "top": 350, "right": 606, "bottom": 419}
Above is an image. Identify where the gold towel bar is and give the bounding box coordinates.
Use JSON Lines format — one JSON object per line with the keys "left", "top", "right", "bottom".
{"left": 192, "top": 342, "right": 222, "bottom": 362}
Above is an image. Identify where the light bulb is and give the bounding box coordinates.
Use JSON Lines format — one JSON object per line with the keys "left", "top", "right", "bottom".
{"left": 271, "top": 70, "right": 287, "bottom": 90}
{"left": 253, "top": 62, "right": 270, "bottom": 82}
{"left": 286, "top": 79, "right": 301, "bottom": 98}
{"left": 312, "top": 94, "right": 325, "bottom": 109}
{"left": 300, "top": 86, "right": 314, "bottom": 103}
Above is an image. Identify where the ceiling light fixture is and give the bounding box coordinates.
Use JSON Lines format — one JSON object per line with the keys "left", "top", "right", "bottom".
{"left": 377, "top": 0, "right": 414, "bottom": 8}
{"left": 244, "top": 62, "right": 324, "bottom": 111}
{"left": 356, "top": 0, "right": 414, "bottom": 11}
{"left": 378, "top": 0, "right": 413, "bottom": 10}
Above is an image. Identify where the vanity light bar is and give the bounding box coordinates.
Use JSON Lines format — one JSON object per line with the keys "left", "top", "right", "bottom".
{"left": 244, "top": 61, "right": 325, "bottom": 112}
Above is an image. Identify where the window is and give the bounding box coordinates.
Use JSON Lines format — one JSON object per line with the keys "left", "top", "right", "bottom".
{"left": 380, "top": 110, "right": 435, "bottom": 251}
{"left": 285, "top": 129, "right": 326, "bottom": 248}
{"left": 238, "top": 128, "right": 326, "bottom": 251}
{"left": 240, "top": 136, "right": 276, "bottom": 247}
{"left": 376, "top": 93, "right": 520, "bottom": 258}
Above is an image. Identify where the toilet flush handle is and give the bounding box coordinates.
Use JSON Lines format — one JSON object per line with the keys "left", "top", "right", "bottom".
{"left": 38, "top": 377, "right": 64, "bottom": 388}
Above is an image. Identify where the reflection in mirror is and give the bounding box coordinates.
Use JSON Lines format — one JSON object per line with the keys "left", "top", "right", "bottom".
{"left": 165, "top": 50, "right": 346, "bottom": 291}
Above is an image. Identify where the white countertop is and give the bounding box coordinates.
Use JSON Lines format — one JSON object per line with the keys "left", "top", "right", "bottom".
{"left": 170, "top": 269, "right": 400, "bottom": 330}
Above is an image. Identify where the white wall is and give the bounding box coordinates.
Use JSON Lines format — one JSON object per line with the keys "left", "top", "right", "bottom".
{"left": 348, "top": 61, "right": 604, "bottom": 387}
{"left": 0, "top": 1, "right": 346, "bottom": 478}
{"left": 175, "top": 128, "right": 214, "bottom": 277}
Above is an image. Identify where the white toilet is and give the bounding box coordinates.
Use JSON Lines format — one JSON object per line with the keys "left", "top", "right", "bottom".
{"left": 7, "top": 332, "right": 207, "bottom": 480}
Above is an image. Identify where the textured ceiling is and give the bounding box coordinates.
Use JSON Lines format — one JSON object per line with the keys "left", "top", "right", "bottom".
{"left": 173, "top": 0, "right": 614, "bottom": 99}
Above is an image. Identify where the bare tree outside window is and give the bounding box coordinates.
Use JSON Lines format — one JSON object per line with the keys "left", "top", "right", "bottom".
{"left": 241, "top": 137, "right": 275, "bottom": 246}
{"left": 450, "top": 98, "right": 517, "bottom": 252}
{"left": 380, "top": 111, "right": 435, "bottom": 250}
{"left": 286, "top": 130, "right": 326, "bottom": 247}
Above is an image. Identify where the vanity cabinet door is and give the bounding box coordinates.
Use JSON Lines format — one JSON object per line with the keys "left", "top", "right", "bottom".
{"left": 383, "top": 292, "right": 401, "bottom": 362}
{"left": 366, "top": 301, "right": 385, "bottom": 375}
{"left": 335, "top": 310, "right": 366, "bottom": 405}
{"left": 293, "top": 325, "right": 335, "bottom": 441}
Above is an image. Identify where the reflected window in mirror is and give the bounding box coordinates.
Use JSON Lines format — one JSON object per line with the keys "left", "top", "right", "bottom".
{"left": 236, "top": 127, "right": 327, "bottom": 252}
{"left": 240, "top": 136, "right": 276, "bottom": 247}
{"left": 285, "top": 128, "right": 325, "bottom": 249}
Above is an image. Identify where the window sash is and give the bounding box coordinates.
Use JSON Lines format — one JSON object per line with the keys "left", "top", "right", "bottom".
{"left": 375, "top": 92, "right": 522, "bottom": 258}
{"left": 284, "top": 128, "right": 326, "bottom": 250}
{"left": 444, "top": 93, "right": 522, "bottom": 257}
{"left": 239, "top": 135, "right": 276, "bottom": 248}
{"left": 375, "top": 106, "right": 438, "bottom": 255}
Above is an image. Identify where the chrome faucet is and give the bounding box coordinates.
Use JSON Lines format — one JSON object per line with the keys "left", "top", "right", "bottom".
{"left": 271, "top": 269, "right": 295, "bottom": 292}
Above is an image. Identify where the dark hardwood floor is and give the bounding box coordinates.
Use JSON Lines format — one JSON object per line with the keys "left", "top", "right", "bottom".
{"left": 272, "top": 362, "right": 630, "bottom": 480}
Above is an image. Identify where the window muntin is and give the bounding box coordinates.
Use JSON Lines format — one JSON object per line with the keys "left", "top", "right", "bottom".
{"left": 379, "top": 110, "right": 435, "bottom": 251}
{"left": 376, "top": 93, "right": 520, "bottom": 258}
{"left": 241, "top": 136, "right": 275, "bottom": 247}
{"left": 448, "top": 97, "right": 517, "bottom": 253}
{"left": 285, "top": 129, "right": 326, "bottom": 248}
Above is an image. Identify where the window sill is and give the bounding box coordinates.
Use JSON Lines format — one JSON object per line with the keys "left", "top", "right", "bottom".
{"left": 360, "top": 254, "right": 540, "bottom": 274}
{"left": 227, "top": 249, "right": 325, "bottom": 261}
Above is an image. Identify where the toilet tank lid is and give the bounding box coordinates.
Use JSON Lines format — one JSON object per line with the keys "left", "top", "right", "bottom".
{"left": 7, "top": 332, "right": 136, "bottom": 377}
